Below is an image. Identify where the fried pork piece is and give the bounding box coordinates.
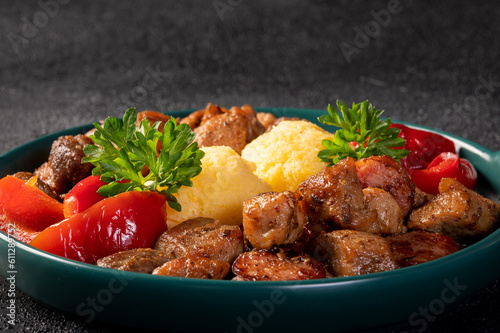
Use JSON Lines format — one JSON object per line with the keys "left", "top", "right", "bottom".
{"left": 242, "top": 191, "right": 307, "bottom": 249}
{"left": 355, "top": 155, "right": 415, "bottom": 217}
{"left": 232, "top": 248, "right": 327, "bottom": 281}
{"left": 312, "top": 230, "right": 398, "bottom": 277}
{"left": 362, "top": 187, "right": 406, "bottom": 234}
{"left": 96, "top": 248, "right": 174, "bottom": 274}
{"left": 136, "top": 110, "right": 172, "bottom": 132}
{"left": 194, "top": 111, "right": 248, "bottom": 154}
{"left": 256, "top": 112, "right": 276, "bottom": 131}
{"left": 154, "top": 217, "right": 244, "bottom": 263}
{"left": 407, "top": 178, "right": 500, "bottom": 241}
{"left": 231, "top": 105, "right": 266, "bottom": 143}
{"left": 386, "top": 230, "right": 462, "bottom": 267}
{"left": 152, "top": 257, "right": 230, "bottom": 279}
{"left": 34, "top": 134, "right": 94, "bottom": 194}
{"left": 296, "top": 157, "right": 377, "bottom": 230}
{"left": 191, "top": 103, "right": 266, "bottom": 154}
{"left": 413, "top": 187, "right": 434, "bottom": 209}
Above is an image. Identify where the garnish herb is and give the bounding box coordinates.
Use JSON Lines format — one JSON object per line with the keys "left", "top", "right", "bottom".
{"left": 317, "top": 100, "right": 409, "bottom": 165}
{"left": 82, "top": 108, "right": 205, "bottom": 211}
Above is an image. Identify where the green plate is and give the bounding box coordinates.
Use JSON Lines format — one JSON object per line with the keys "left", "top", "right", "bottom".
{"left": 1, "top": 108, "right": 499, "bottom": 333}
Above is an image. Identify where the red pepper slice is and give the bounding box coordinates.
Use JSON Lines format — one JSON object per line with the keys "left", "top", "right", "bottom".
{"left": 30, "top": 191, "right": 167, "bottom": 264}
{"left": 0, "top": 175, "right": 65, "bottom": 243}
{"left": 410, "top": 152, "right": 478, "bottom": 195}
{"left": 391, "top": 123, "right": 456, "bottom": 171}
{"left": 63, "top": 175, "right": 107, "bottom": 218}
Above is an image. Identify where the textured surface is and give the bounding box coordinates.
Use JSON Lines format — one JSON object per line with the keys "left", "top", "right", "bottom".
{"left": 0, "top": 0, "right": 499, "bottom": 332}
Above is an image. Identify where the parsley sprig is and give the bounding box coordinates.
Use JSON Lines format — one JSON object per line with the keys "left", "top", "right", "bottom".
{"left": 317, "top": 100, "right": 409, "bottom": 165}
{"left": 82, "top": 108, "right": 205, "bottom": 211}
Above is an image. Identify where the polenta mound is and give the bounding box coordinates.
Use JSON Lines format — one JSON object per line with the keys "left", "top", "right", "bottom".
{"left": 166, "top": 146, "right": 272, "bottom": 228}
{"left": 241, "top": 120, "right": 333, "bottom": 192}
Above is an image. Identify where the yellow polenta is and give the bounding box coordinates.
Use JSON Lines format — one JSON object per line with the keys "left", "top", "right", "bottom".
{"left": 241, "top": 120, "right": 333, "bottom": 192}
{"left": 166, "top": 146, "right": 272, "bottom": 228}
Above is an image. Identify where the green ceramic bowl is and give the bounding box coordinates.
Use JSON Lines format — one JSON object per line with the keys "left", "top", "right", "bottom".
{"left": 1, "top": 108, "right": 499, "bottom": 333}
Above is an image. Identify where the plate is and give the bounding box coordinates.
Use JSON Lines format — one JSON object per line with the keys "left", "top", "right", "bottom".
{"left": 1, "top": 108, "right": 499, "bottom": 333}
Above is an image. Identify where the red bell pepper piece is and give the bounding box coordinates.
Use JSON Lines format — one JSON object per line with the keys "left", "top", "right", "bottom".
{"left": 0, "top": 175, "right": 65, "bottom": 243}
{"left": 63, "top": 175, "right": 107, "bottom": 218}
{"left": 391, "top": 123, "right": 456, "bottom": 171}
{"left": 407, "top": 152, "right": 478, "bottom": 195}
{"left": 30, "top": 191, "right": 167, "bottom": 264}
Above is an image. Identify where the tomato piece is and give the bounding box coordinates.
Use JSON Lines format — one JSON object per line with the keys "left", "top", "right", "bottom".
{"left": 63, "top": 175, "right": 107, "bottom": 218}
{"left": 391, "top": 123, "right": 456, "bottom": 170}
{"left": 0, "top": 175, "right": 65, "bottom": 243}
{"left": 30, "top": 191, "right": 167, "bottom": 264}
{"left": 410, "top": 152, "right": 478, "bottom": 195}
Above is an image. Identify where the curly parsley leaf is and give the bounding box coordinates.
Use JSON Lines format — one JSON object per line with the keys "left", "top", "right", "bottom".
{"left": 82, "top": 108, "right": 205, "bottom": 211}
{"left": 317, "top": 100, "right": 409, "bottom": 165}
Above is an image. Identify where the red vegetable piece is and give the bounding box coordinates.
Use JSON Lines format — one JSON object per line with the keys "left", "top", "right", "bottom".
{"left": 63, "top": 175, "right": 107, "bottom": 218}
{"left": 0, "top": 175, "right": 65, "bottom": 243}
{"left": 30, "top": 191, "right": 168, "bottom": 264}
{"left": 410, "top": 152, "right": 478, "bottom": 195}
{"left": 391, "top": 123, "right": 456, "bottom": 170}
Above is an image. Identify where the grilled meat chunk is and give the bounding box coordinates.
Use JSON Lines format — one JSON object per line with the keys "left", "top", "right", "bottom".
{"left": 355, "top": 155, "right": 415, "bottom": 217}
{"left": 313, "top": 230, "right": 398, "bottom": 277}
{"left": 232, "top": 248, "right": 327, "bottom": 281}
{"left": 231, "top": 104, "right": 266, "bottom": 143}
{"left": 256, "top": 112, "right": 277, "bottom": 131}
{"left": 154, "top": 217, "right": 244, "bottom": 263}
{"left": 194, "top": 110, "right": 248, "bottom": 154}
{"left": 407, "top": 178, "right": 500, "bottom": 241}
{"left": 296, "top": 157, "right": 377, "bottom": 230}
{"left": 192, "top": 104, "right": 265, "bottom": 154}
{"left": 96, "top": 248, "right": 174, "bottom": 274}
{"left": 362, "top": 187, "right": 406, "bottom": 234}
{"left": 386, "top": 230, "right": 462, "bottom": 267}
{"left": 34, "top": 134, "right": 94, "bottom": 194}
{"left": 243, "top": 191, "right": 307, "bottom": 249}
{"left": 152, "top": 257, "right": 230, "bottom": 279}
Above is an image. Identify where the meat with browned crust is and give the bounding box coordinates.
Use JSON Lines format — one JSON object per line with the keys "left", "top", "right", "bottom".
{"left": 355, "top": 155, "right": 415, "bottom": 217}
{"left": 34, "top": 134, "right": 94, "bottom": 195}
{"left": 96, "top": 248, "right": 174, "bottom": 274}
{"left": 232, "top": 248, "right": 327, "bottom": 281}
{"left": 153, "top": 257, "right": 230, "bottom": 279}
{"left": 312, "top": 230, "right": 398, "bottom": 277}
{"left": 296, "top": 157, "right": 377, "bottom": 230}
{"left": 407, "top": 178, "right": 500, "bottom": 241}
{"left": 154, "top": 217, "right": 244, "bottom": 263}
{"left": 386, "top": 230, "right": 462, "bottom": 267}
{"left": 242, "top": 191, "right": 307, "bottom": 249}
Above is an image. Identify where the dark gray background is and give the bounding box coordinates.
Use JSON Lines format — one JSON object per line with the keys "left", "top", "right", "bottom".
{"left": 1, "top": 0, "right": 499, "bottom": 332}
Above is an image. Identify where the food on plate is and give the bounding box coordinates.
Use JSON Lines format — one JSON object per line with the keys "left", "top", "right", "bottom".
{"left": 0, "top": 175, "right": 64, "bottom": 243}
{"left": 317, "top": 100, "right": 409, "bottom": 165}
{"left": 82, "top": 108, "right": 204, "bottom": 212}
{"left": 164, "top": 146, "right": 272, "bottom": 228}
{"left": 30, "top": 191, "right": 167, "bottom": 264}
{"left": 187, "top": 103, "right": 266, "bottom": 155}
{"left": 154, "top": 217, "right": 244, "bottom": 263}
{"left": 96, "top": 248, "right": 173, "bottom": 274}
{"left": 232, "top": 248, "right": 327, "bottom": 281}
{"left": 241, "top": 120, "right": 333, "bottom": 192}
{"left": 313, "top": 229, "right": 398, "bottom": 277}
{"left": 407, "top": 178, "right": 500, "bottom": 241}
{"left": 391, "top": 123, "right": 478, "bottom": 194}
{"left": 2, "top": 101, "right": 499, "bottom": 281}
{"left": 386, "top": 230, "right": 461, "bottom": 267}
{"left": 242, "top": 191, "right": 306, "bottom": 249}
{"left": 152, "top": 257, "right": 231, "bottom": 279}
